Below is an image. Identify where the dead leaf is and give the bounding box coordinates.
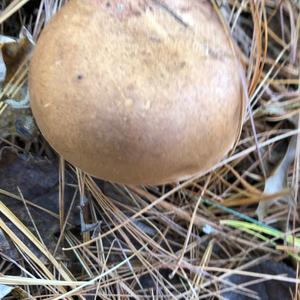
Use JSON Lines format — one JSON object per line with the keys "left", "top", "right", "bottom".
{"left": 0, "top": 284, "right": 12, "bottom": 299}
{"left": 0, "top": 28, "right": 35, "bottom": 139}
{"left": 256, "top": 135, "right": 297, "bottom": 220}
{"left": 0, "top": 149, "right": 80, "bottom": 262}
{"left": 222, "top": 260, "right": 296, "bottom": 300}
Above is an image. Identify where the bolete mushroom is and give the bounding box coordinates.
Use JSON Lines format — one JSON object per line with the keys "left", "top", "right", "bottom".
{"left": 29, "top": 0, "right": 244, "bottom": 185}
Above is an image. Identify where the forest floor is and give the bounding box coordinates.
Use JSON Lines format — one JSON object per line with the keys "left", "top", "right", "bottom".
{"left": 0, "top": 1, "right": 299, "bottom": 299}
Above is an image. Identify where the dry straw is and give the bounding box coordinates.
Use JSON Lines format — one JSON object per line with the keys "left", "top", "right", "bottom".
{"left": 0, "top": 0, "right": 299, "bottom": 299}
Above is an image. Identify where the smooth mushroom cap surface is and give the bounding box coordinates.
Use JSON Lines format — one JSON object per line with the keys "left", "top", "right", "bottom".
{"left": 29, "top": 0, "right": 244, "bottom": 185}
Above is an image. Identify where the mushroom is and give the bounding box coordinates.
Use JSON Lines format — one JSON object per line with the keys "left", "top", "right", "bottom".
{"left": 29, "top": 0, "right": 244, "bottom": 185}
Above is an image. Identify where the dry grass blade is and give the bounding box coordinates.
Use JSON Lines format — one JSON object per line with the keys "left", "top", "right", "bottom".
{"left": 52, "top": 246, "right": 145, "bottom": 300}
{"left": 0, "top": 202, "right": 75, "bottom": 285}
{"left": 0, "top": 276, "right": 86, "bottom": 286}
{"left": 0, "top": 0, "right": 31, "bottom": 25}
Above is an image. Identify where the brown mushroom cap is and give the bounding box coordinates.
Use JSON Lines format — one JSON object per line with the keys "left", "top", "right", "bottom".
{"left": 29, "top": 0, "right": 244, "bottom": 185}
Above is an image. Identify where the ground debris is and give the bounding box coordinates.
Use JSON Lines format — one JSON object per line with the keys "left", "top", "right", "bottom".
{"left": 0, "top": 149, "right": 79, "bottom": 263}
{"left": 222, "top": 260, "right": 295, "bottom": 300}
